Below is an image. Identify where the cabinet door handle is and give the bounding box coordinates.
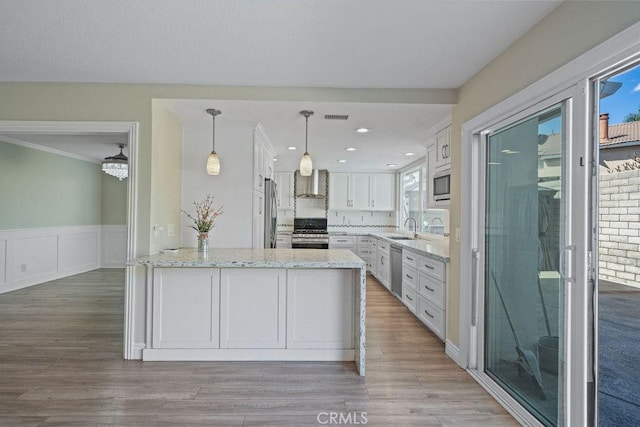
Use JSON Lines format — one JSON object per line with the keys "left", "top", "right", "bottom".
{"left": 424, "top": 309, "right": 434, "bottom": 318}
{"left": 259, "top": 197, "right": 263, "bottom": 215}
{"left": 405, "top": 274, "right": 413, "bottom": 280}
{"left": 259, "top": 174, "right": 263, "bottom": 186}
{"left": 405, "top": 294, "right": 413, "bottom": 301}
{"left": 406, "top": 256, "right": 414, "bottom": 261}
{"left": 423, "top": 264, "right": 434, "bottom": 270}
{"left": 424, "top": 284, "right": 435, "bottom": 292}
{"left": 372, "top": 200, "right": 375, "bottom": 208}
{"left": 442, "top": 146, "right": 445, "bottom": 158}
{"left": 380, "top": 256, "right": 384, "bottom": 265}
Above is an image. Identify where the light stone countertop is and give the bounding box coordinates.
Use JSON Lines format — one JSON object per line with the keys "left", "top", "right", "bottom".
{"left": 132, "top": 248, "right": 366, "bottom": 269}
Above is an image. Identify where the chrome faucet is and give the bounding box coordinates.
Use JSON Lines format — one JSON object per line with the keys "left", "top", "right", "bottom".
{"left": 403, "top": 217, "right": 419, "bottom": 239}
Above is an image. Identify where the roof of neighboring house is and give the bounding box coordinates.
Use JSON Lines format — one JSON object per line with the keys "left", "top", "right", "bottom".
{"left": 601, "top": 121, "right": 640, "bottom": 147}
{"left": 538, "top": 133, "right": 562, "bottom": 158}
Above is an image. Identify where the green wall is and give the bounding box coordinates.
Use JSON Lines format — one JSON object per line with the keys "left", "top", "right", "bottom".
{"left": 0, "top": 141, "right": 102, "bottom": 229}
{"left": 101, "top": 173, "right": 127, "bottom": 225}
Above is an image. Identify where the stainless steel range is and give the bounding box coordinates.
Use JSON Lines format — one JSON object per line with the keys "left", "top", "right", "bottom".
{"left": 291, "top": 218, "right": 329, "bottom": 249}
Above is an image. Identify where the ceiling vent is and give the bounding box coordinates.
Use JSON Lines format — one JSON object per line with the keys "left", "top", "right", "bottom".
{"left": 324, "top": 114, "right": 349, "bottom": 120}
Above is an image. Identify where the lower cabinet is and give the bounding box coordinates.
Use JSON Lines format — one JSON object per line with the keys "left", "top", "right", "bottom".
{"left": 152, "top": 268, "right": 220, "bottom": 349}
{"left": 402, "top": 249, "right": 447, "bottom": 340}
{"left": 148, "top": 267, "right": 355, "bottom": 355}
{"left": 286, "top": 269, "right": 354, "bottom": 349}
{"left": 220, "top": 269, "right": 286, "bottom": 349}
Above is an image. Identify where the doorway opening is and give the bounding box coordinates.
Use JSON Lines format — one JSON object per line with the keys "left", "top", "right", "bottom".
{"left": 596, "top": 62, "right": 640, "bottom": 426}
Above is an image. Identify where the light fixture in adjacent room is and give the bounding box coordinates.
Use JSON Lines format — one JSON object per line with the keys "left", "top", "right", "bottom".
{"left": 206, "top": 108, "right": 221, "bottom": 175}
{"left": 356, "top": 127, "right": 369, "bottom": 133}
{"left": 287, "top": 146, "right": 297, "bottom": 150}
{"left": 345, "top": 147, "right": 357, "bottom": 151}
{"left": 299, "top": 110, "right": 314, "bottom": 176}
{"left": 337, "top": 159, "right": 346, "bottom": 163}
{"left": 101, "top": 143, "right": 128, "bottom": 181}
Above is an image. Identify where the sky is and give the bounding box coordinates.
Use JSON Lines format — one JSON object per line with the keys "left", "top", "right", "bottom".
{"left": 600, "top": 63, "right": 640, "bottom": 124}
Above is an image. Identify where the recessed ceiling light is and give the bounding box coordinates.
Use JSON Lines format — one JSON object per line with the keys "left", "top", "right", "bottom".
{"left": 288, "top": 146, "right": 297, "bottom": 150}
{"left": 356, "top": 128, "right": 369, "bottom": 133}
{"left": 404, "top": 152, "right": 415, "bottom": 156}
{"left": 345, "top": 147, "right": 357, "bottom": 151}
{"left": 337, "top": 159, "right": 347, "bottom": 163}
{"left": 386, "top": 163, "right": 397, "bottom": 167}
{"left": 273, "top": 158, "right": 278, "bottom": 161}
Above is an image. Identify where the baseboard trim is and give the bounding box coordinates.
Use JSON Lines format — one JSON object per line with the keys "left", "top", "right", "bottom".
{"left": 445, "top": 339, "right": 462, "bottom": 367}
{"left": 129, "top": 342, "right": 145, "bottom": 360}
{"left": 0, "top": 263, "right": 99, "bottom": 295}
{"left": 142, "top": 348, "right": 356, "bottom": 362}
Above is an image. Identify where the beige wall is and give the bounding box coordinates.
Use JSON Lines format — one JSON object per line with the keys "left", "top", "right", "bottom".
{"left": 150, "top": 101, "right": 183, "bottom": 253}
{"left": 447, "top": 1, "right": 640, "bottom": 346}
{"left": 0, "top": 85, "right": 453, "bottom": 256}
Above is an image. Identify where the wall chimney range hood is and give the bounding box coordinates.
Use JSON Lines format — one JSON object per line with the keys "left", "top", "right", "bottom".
{"left": 295, "top": 169, "right": 327, "bottom": 199}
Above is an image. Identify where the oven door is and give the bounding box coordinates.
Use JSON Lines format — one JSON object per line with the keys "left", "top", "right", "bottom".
{"left": 291, "top": 237, "right": 329, "bottom": 249}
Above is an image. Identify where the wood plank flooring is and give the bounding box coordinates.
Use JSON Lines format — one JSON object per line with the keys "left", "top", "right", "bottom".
{"left": 0, "top": 269, "right": 517, "bottom": 426}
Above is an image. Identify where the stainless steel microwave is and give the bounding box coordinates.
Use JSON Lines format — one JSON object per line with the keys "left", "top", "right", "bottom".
{"left": 433, "top": 170, "right": 451, "bottom": 201}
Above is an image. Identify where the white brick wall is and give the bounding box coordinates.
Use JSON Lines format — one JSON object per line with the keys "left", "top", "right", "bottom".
{"left": 599, "top": 170, "right": 640, "bottom": 288}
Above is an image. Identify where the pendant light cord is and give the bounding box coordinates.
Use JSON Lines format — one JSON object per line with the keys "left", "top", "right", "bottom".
{"left": 212, "top": 114, "right": 216, "bottom": 152}
{"left": 305, "top": 115, "right": 309, "bottom": 152}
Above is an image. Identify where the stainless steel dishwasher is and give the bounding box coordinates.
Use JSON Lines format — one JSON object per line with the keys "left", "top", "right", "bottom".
{"left": 390, "top": 244, "right": 403, "bottom": 299}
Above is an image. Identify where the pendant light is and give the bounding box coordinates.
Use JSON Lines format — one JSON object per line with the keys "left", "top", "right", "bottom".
{"left": 299, "top": 110, "right": 314, "bottom": 176}
{"left": 206, "top": 108, "right": 221, "bottom": 175}
{"left": 101, "top": 143, "right": 128, "bottom": 181}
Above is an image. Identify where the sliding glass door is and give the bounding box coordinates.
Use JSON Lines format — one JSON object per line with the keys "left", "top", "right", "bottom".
{"left": 469, "top": 87, "right": 592, "bottom": 426}
{"left": 484, "top": 104, "right": 566, "bottom": 425}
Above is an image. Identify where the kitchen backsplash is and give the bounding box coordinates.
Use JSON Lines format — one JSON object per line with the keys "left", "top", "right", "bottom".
{"left": 278, "top": 209, "right": 397, "bottom": 233}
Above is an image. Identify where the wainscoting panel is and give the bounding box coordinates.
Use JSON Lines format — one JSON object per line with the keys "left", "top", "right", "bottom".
{"left": 59, "top": 231, "right": 99, "bottom": 273}
{"left": 12, "top": 234, "right": 59, "bottom": 285}
{"left": 102, "top": 225, "right": 127, "bottom": 268}
{"left": 0, "top": 225, "right": 105, "bottom": 294}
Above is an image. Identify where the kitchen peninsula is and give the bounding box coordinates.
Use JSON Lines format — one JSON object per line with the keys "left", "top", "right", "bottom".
{"left": 135, "top": 248, "right": 366, "bottom": 375}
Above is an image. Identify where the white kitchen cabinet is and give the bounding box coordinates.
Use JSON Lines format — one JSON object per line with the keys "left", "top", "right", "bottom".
{"left": 252, "top": 190, "right": 264, "bottom": 249}
{"left": 329, "top": 172, "right": 351, "bottom": 210}
{"left": 329, "top": 173, "right": 395, "bottom": 211}
{"left": 403, "top": 248, "right": 447, "bottom": 340}
{"left": 286, "top": 269, "right": 354, "bottom": 349}
{"left": 356, "top": 236, "right": 374, "bottom": 272}
{"left": 351, "top": 174, "right": 371, "bottom": 210}
{"left": 370, "top": 238, "right": 378, "bottom": 277}
{"left": 434, "top": 126, "right": 451, "bottom": 169}
{"left": 274, "top": 171, "right": 294, "bottom": 209}
{"left": 220, "top": 269, "right": 286, "bottom": 349}
{"left": 370, "top": 174, "right": 395, "bottom": 211}
{"left": 276, "top": 234, "right": 292, "bottom": 249}
{"left": 376, "top": 239, "right": 391, "bottom": 290}
{"left": 329, "top": 235, "right": 357, "bottom": 252}
{"left": 152, "top": 268, "right": 220, "bottom": 349}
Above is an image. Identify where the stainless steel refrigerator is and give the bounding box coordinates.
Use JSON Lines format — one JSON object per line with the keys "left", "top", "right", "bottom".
{"left": 264, "top": 178, "right": 278, "bottom": 248}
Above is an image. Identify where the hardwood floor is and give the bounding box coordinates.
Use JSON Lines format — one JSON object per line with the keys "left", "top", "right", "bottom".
{"left": 0, "top": 269, "right": 517, "bottom": 426}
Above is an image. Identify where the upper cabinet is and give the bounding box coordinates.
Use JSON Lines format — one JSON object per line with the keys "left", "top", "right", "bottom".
{"left": 370, "top": 173, "right": 395, "bottom": 211}
{"left": 253, "top": 125, "right": 275, "bottom": 192}
{"left": 329, "top": 173, "right": 395, "bottom": 211}
{"left": 274, "top": 171, "right": 294, "bottom": 210}
{"left": 434, "top": 126, "right": 451, "bottom": 169}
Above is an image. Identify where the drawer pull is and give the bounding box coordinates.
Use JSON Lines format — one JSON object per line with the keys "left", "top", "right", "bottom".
{"left": 405, "top": 294, "right": 413, "bottom": 301}
{"left": 406, "top": 274, "right": 414, "bottom": 280}
{"left": 423, "top": 264, "right": 435, "bottom": 270}
{"left": 337, "top": 239, "right": 348, "bottom": 242}
{"left": 424, "top": 309, "right": 434, "bottom": 318}
{"left": 406, "top": 256, "right": 414, "bottom": 261}
{"left": 424, "top": 284, "right": 435, "bottom": 292}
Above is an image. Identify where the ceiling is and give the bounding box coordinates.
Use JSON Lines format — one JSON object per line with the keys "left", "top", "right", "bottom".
{"left": 0, "top": 0, "right": 561, "bottom": 88}
{"left": 0, "top": 1, "right": 561, "bottom": 171}
{"left": 163, "top": 99, "right": 452, "bottom": 172}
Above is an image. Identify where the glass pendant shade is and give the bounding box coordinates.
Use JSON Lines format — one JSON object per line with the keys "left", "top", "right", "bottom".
{"left": 101, "top": 144, "right": 128, "bottom": 181}
{"left": 207, "top": 151, "right": 220, "bottom": 175}
{"left": 299, "top": 110, "right": 314, "bottom": 177}
{"left": 300, "top": 152, "right": 313, "bottom": 176}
